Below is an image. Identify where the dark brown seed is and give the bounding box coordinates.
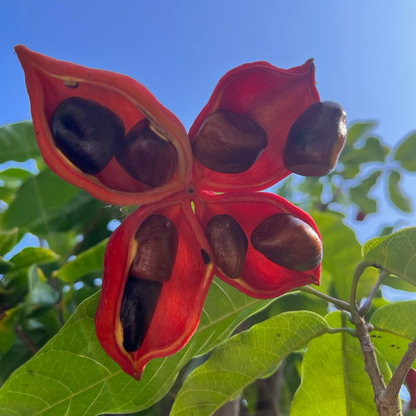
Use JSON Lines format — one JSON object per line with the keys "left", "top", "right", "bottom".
{"left": 120, "top": 276, "right": 162, "bottom": 352}
{"left": 283, "top": 101, "right": 347, "bottom": 176}
{"left": 200, "top": 249, "right": 211, "bottom": 265}
{"left": 116, "top": 119, "right": 178, "bottom": 187}
{"left": 251, "top": 214, "right": 322, "bottom": 271}
{"left": 205, "top": 214, "right": 248, "bottom": 279}
{"left": 130, "top": 215, "right": 178, "bottom": 282}
{"left": 51, "top": 97, "right": 125, "bottom": 175}
{"left": 192, "top": 109, "right": 268, "bottom": 174}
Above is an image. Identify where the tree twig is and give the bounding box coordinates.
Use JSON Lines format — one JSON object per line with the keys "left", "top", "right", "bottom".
{"left": 14, "top": 324, "right": 39, "bottom": 355}
{"left": 349, "top": 260, "right": 372, "bottom": 316}
{"left": 360, "top": 271, "right": 390, "bottom": 316}
{"left": 382, "top": 339, "right": 416, "bottom": 409}
{"left": 298, "top": 286, "right": 350, "bottom": 311}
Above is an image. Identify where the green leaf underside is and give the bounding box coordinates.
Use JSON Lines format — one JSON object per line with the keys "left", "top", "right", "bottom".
{"left": 2, "top": 169, "right": 84, "bottom": 235}
{"left": 0, "top": 278, "right": 276, "bottom": 416}
{"left": 342, "top": 137, "right": 388, "bottom": 166}
{"left": 370, "top": 301, "right": 416, "bottom": 368}
{"left": 362, "top": 227, "right": 416, "bottom": 285}
{"left": 388, "top": 171, "right": 412, "bottom": 213}
{"left": 313, "top": 211, "right": 378, "bottom": 301}
{"left": 171, "top": 311, "right": 328, "bottom": 416}
{"left": 345, "top": 122, "right": 376, "bottom": 147}
{"left": 394, "top": 132, "right": 416, "bottom": 171}
{"left": 349, "top": 170, "right": 382, "bottom": 214}
{"left": 10, "top": 247, "right": 59, "bottom": 269}
{"left": 54, "top": 239, "right": 108, "bottom": 283}
{"left": 0, "top": 122, "right": 40, "bottom": 163}
{"left": 290, "top": 312, "right": 391, "bottom": 416}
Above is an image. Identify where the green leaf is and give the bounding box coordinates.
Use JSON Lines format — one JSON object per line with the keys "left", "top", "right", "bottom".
{"left": 2, "top": 169, "right": 81, "bottom": 234}
{"left": 0, "top": 228, "right": 18, "bottom": 256}
{"left": 345, "top": 122, "right": 377, "bottom": 147}
{"left": 341, "top": 136, "right": 389, "bottom": 165}
{"left": 388, "top": 171, "right": 412, "bottom": 213}
{"left": 0, "top": 122, "right": 40, "bottom": 163}
{"left": 0, "top": 256, "right": 14, "bottom": 274}
{"left": 394, "top": 132, "right": 416, "bottom": 171}
{"left": 370, "top": 301, "right": 416, "bottom": 367}
{"left": 290, "top": 312, "right": 391, "bottom": 416}
{"left": 26, "top": 266, "right": 59, "bottom": 309}
{"left": 171, "top": 311, "right": 328, "bottom": 416}
{"left": 10, "top": 247, "right": 59, "bottom": 269}
{"left": 0, "top": 168, "right": 33, "bottom": 185}
{"left": 312, "top": 211, "right": 378, "bottom": 301}
{"left": 54, "top": 239, "right": 108, "bottom": 283}
{"left": 349, "top": 170, "right": 382, "bottom": 214}
{"left": 362, "top": 227, "right": 416, "bottom": 284}
{"left": 0, "top": 306, "right": 21, "bottom": 353}
{"left": 0, "top": 278, "right": 276, "bottom": 415}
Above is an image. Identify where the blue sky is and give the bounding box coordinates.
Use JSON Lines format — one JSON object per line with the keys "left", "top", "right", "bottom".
{"left": 1, "top": 0, "right": 415, "bottom": 241}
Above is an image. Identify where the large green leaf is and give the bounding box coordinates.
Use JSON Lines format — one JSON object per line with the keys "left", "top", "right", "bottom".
{"left": 0, "top": 122, "right": 40, "bottom": 163}
{"left": 349, "top": 170, "right": 382, "bottom": 214}
{"left": 54, "top": 239, "right": 108, "bottom": 283}
{"left": 370, "top": 301, "right": 416, "bottom": 368}
{"left": 2, "top": 169, "right": 82, "bottom": 234}
{"left": 290, "top": 312, "right": 391, "bottom": 416}
{"left": 0, "top": 168, "right": 33, "bottom": 185}
{"left": 362, "top": 227, "right": 416, "bottom": 285}
{"left": 0, "top": 278, "right": 275, "bottom": 415}
{"left": 394, "top": 132, "right": 416, "bottom": 172}
{"left": 171, "top": 311, "right": 328, "bottom": 416}
{"left": 312, "top": 211, "right": 378, "bottom": 301}
{"left": 388, "top": 171, "right": 412, "bottom": 213}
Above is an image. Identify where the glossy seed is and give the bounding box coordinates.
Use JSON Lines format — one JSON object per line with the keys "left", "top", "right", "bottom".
{"left": 120, "top": 276, "right": 162, "bottom": 352}
{"left": 192, "top": 109, "right": 268, "bottom": 174}
{"left": 200, "top": 249, "right": 211, "bottom": 265}
{"left": 283, "top": 101, "right": 346, "bottom": 176}
{"left": 51, "top": 96, "right": 125, "bottom": 175}
{"left": 251, "top": 214, "right": 322, "bottom": 271}
{"left": 205, "top": 214, "right": 248, "bottom": 279}
{"left": 130, "top": 215, "right": 178, "bottom": 282}
{"left": 116, "top": 119, "right": 178, "bottom": 187}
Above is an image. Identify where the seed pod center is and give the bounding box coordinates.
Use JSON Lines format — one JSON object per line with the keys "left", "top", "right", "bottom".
{"left": 116, "top": 119, "right": 178, "bottom": 187}
{"left": 130, "top": 214, "right": 178, "bottom": 282}
{"left": 251, "top": 214, "right": 322, "bottom": 272}
{"left": 192, "top": 109, "right": 268, "bottom": 174}
{"left": 51, "top": 96, "right": 125, "bottom": 175}
{"left": 205, "top": 214, "right": 248, "bottom": 279}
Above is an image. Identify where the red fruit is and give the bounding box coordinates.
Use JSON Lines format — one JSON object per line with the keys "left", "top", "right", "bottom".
{"left": 16, "top": 45, "right": 336, "bottom": 380}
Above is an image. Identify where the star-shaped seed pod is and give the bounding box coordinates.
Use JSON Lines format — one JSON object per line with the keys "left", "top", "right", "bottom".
{"left": 15, "top": 46, "right": 346, "bottom": 379}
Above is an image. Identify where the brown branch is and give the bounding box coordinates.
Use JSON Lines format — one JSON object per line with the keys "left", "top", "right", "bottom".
{"left": 14, "top": 324, "right": 39, "bottom": 355}
{"left": 382, "top": 339, "right": 416, "bottom": 410}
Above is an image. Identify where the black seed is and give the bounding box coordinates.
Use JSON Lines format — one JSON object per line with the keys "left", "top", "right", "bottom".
{"left": 51, "top": 97, "right": 124, "bottom": 174}
{"left": 201, "top": 249, "right": 211, "bottom": 265}
{"left": 192, "top": 110, "right": 268, "bottom": 174}
{"left": 120, "top": 276, "right": 163, "bottom": 352}
{"left": 130, "top": 215, "right": 178, "bottom": 282}
{"left": 205, "top": 214, "right": 248, "bottom": 279}
{"left": 116, "top": 119, "right": 178, "bottom": 187}
{"left": 283, "top": 101, "right": 346, "bottom": 177}
{"left": 251, "top": 214, "right": 322, "bottom": 272}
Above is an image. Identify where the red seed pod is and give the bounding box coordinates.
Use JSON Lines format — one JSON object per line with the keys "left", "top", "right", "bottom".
{"left": 16, "top": 46, "right": 330, "bottom": 380}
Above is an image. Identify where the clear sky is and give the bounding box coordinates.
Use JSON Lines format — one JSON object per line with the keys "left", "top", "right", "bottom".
{"left": 1, "top": 0, "right": 415, "bottom": 241}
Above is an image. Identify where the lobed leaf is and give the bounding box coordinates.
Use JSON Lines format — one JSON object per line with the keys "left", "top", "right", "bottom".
{"left": 171, "top": 311, "right": 328, "bottom": 416}
{"left": 362, "top": 227, "right": 416, "bottom": 285}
